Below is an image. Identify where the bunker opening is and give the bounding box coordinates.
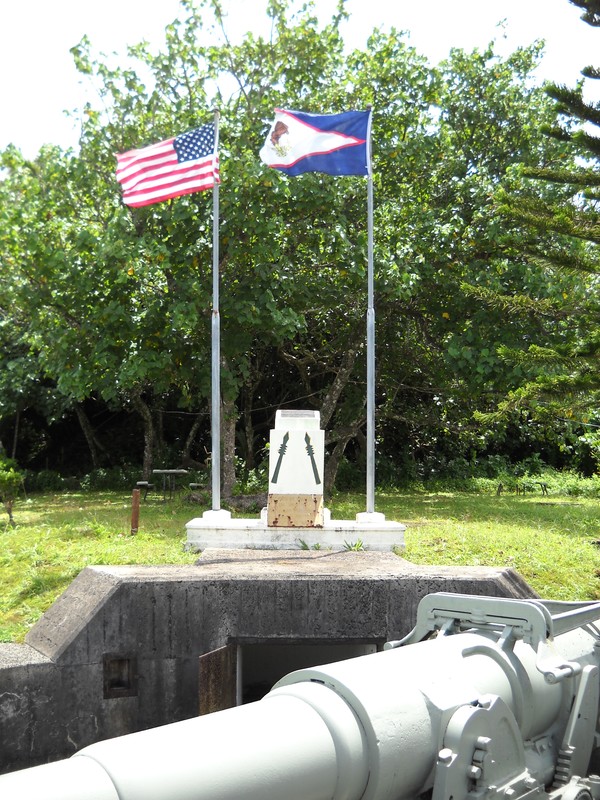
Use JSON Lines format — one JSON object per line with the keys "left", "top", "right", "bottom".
{"left": 199, "top": 639, "right": 381, "bottom": 713}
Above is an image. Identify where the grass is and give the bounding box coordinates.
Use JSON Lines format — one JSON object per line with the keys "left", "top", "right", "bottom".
{"left": 334, "top": 490, "right": 600, "bottom": 601}
{"left": 1, "top": 484, "right": 600, "bottom": 643}
{"left": 0, "top": 491, "right": 197, "bottom": 643}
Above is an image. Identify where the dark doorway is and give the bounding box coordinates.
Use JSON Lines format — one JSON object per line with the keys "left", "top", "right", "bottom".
{"left": 241, "top": 641, "right": 378, "bottom": 703}
{"left": 199, "top": 640, "right": 380, "bottom": 713}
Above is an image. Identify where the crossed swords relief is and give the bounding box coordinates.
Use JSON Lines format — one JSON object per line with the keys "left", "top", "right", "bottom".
{"left": 271, "top": 432, "right": 321, "bottom": 486}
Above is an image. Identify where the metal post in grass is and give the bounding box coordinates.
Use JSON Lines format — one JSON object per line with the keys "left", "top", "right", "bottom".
{"left": 131, "top": 488, "right": 141, "bottom": 535}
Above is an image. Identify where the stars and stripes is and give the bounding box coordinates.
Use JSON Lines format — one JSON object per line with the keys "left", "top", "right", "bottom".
{"left": 116, "top": 124, "right": 219, "bottom": 208}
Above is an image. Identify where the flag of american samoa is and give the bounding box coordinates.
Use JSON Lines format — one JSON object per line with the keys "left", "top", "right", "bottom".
{"left": 259, "top": 108, "right": 371, "bottom": 177}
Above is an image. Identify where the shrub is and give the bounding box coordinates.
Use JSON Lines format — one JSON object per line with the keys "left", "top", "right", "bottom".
{"left": 233, "top": 458, "right": 267, "bottom": 495}
{"left": 470, "top": 469, "right": 599, "bottom": 497}
{"left": 25, "top": 470, "right": 69, "bottom": 492}
{"left": 0, "top": 457, "right": 25, "bottom": 526}
{"left": 80, "top": 465, "right": 141, "bottom": 491}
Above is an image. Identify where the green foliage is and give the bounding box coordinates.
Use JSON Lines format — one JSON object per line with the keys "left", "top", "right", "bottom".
{"left": 569, "top": 1, "right": 600, "bottom": 27}
{"left": 232, "top": 457, "right": 267, "bottom": 494}
{"left": 1, "top": 0, "right": 595, "bottom": 487}
{"left": 298, "top": 538, "right": 324, "bottom": 550}
{"left": 25, "top": 470, "right": 69, "bottom": 493}
{"left": 0, "top": 467, "right": 23, "bottom": 500}
{"left": 490, "top": 3, "right": 600, "bottom": 430}
{"left": 395, "top": 467, "right": 600, "bottom": 498}
{"left": 343, "top": 538, "right": 365, "bottom": 551}
{"left": 79, "top": 466, "right": 143, "bottom": 491}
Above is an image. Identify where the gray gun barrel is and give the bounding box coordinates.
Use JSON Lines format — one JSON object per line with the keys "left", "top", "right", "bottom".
{"left": 2, "top": 593, "right": 600, "bottom": 800}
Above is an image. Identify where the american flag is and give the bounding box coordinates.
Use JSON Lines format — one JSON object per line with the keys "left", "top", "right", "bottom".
{"left": 116, "top": 124, "right": 219, "bottom": 208}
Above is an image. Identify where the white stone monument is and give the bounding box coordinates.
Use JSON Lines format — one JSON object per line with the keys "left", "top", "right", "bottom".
{"left": 267, "top": 410, "right": 324, "bottom": 527}
{"left": 186, "top": 409, "right": 406, "bottom": 551}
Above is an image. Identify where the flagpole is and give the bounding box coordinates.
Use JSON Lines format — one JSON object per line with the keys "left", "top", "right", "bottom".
{"left": 366, "top": 108, "right": 375, "bottom": 515}
{"left": 211, "top": 108, "right": 221, "bottom": 510}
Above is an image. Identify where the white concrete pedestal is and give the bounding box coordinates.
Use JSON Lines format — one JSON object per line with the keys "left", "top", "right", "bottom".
{"left": 186, "top": 507, "right": 405, "bottom": 552}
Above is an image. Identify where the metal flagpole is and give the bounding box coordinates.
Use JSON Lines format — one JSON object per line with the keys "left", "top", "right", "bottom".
{"left": 366, "top": 109, "right": 375, "bottom": 515}
{"left": 211, "top": 109, "right": 221, "bottom": 510}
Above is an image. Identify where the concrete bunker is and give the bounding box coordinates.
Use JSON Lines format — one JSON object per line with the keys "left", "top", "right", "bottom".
{"left": 0, "top": 550, "right": 536, "bottom": 774}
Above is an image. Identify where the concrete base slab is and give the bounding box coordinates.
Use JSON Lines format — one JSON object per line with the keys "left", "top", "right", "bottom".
{"left": 186, "top": 506, "right": 406, "bottom": 552}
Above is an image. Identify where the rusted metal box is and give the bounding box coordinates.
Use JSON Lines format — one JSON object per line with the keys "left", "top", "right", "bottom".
{"left": 266, "top": 493, "right": 324, "bottom": 527}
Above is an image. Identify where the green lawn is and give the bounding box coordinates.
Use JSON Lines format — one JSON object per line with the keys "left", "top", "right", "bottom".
{"left": 1, "top": 487, "right": 599, "bottom": 643}
{"left": 361, "top": 491, "right": 599, "bottom": 602}
{"left": 0, "top": 492, "right": 197, "bottom": 642}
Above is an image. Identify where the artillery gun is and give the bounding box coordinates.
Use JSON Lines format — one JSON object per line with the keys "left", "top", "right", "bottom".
{"left": 3, "top": 592, "right": 600, "bottom": 800}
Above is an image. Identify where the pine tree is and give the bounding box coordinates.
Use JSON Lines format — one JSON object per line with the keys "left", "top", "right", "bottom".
{"left": 484, "top": 0, "right": 600, "bottom": 449}
{"left": 569, "top": 0, "right": 600, "bottom": 27}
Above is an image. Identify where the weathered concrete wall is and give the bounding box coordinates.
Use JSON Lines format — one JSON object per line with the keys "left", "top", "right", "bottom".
{"left": 0, "top": 549, "right": 535, "bottom": 774}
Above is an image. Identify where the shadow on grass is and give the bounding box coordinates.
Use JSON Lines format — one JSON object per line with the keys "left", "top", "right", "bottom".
{"left": 12, "top": 566, "right": 81, "bottom": 605}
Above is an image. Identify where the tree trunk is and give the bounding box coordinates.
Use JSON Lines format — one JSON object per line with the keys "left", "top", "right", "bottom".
{"left": 11, "top": 410, "right": 20, "bottom": 461}
{"left": 319, "top": 346, "right": 361, "bottom": 493}
{"left": 221, "top": 396, "right": 237, "bottom": 499}
{"left": 243, "top": 381, "right": 255, "bottom": 470}
{"left": 320, "top": 347, "right": 358, "bottom": 429}
{"left": 324, "top": 423, "right": 361, "bottom": 494}
{"left": 131, "top": 393, "right": 156, "bottom": 479}
{"left": 182, "top": 412, "right": 207, "bottom": 469}
{"left": 3, "top": 499, "right": 16, "bottom": 528}
{"left": 155, "top": 400, "right": 167, "bottom": 464}
{"left": 75, "top": 405, "right": 108, "bottom": 469}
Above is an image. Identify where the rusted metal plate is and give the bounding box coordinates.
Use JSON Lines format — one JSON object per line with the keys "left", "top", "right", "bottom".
{"left": 267, "top": 494, "right": 324, "bottom": 528}
{"left": 198, "top": 644, "right": 237, "bottom": 715}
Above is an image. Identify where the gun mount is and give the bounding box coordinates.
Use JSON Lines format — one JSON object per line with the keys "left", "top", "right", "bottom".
{"left": 3, "top": 592, "right": 600, "bottom": 800}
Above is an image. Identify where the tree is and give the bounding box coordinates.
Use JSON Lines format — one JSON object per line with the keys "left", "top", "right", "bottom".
{"left": 486, "top": 0, "right": 600, "bottom": 472}
{"left": 570, "top": 0, "right": 600, "bottom": 25}
{"left": 1, "top": 0, "right": 587, "bottom": 488}
{"left": 366, "top": 39, "right": 585, "bottom": 477}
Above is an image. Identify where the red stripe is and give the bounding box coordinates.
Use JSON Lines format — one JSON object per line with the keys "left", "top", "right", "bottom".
{"left": 121, "top": 160, "right": 217, "bottom": 193}
{"left": 117, "top": 147, "right": 177, "bottom": 169}
{"left": 122, "top": 159, "right": 212, "bottom": 193}
{"left": 116, "top": 137, "right": 175, "bottom": 165}
{"left": 266, "top": 141, "right": 363, "bottom": 170}
{"left": 275, "top": 108, "right": 365, "bottom": 144}
{"left": 124, "top": 175, "right": 221, "bottom": 208}
{"left": 122, "top": 167, "right": 220, "bottom": 206}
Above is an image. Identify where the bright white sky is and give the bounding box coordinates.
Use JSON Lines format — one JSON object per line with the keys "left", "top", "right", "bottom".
{"left": 1, "top": 0, "right": 598, "bottom": 158}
